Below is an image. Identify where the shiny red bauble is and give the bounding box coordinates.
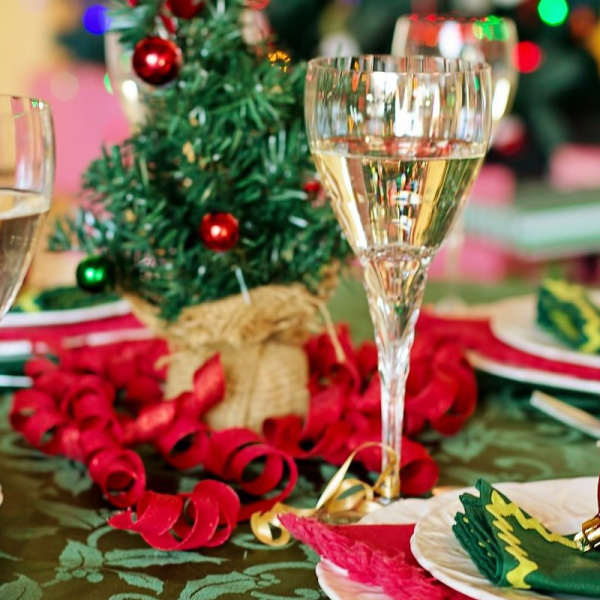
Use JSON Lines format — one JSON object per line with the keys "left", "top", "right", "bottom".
{"left": 245, "top": 0, "right": 271, "bottom": 8}
{"left": 132, "top": 37, "right": 183, "bottom": 86}
{"left": 167, "top": 0, "right": 206, "bottom": 18}
{"left": 199, "top": 213, "right": 240, "bottom": 252}
{"left": 303, "top": 180, "right": 322, "bottom": 195}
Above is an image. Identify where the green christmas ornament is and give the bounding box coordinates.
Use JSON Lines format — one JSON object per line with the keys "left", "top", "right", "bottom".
{"left": 76, "top": 256, "right": 115, "bottom": 293}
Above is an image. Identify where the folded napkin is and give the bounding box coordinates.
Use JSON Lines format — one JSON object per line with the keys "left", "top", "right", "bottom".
{"left": 453, "top": 479, "right": 600, "bottom": 597}
{"left": 537, "top": 279, "right": 600, "bottom": 354}
{"left": 280, "top": 513, "right": 469, "bottom": 600}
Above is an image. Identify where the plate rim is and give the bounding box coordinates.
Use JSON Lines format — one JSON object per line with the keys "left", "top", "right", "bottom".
{"left": 490, "top": 293, "right": 600, "bottom": 370}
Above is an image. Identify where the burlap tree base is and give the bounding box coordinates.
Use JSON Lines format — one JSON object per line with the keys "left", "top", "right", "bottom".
{"left": 126, "top": 284, "right": 334, "bottom": 432}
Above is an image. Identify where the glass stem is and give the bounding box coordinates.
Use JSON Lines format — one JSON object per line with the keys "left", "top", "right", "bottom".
{"left": 362, "top": 251, "right": 431, "bottom": 500}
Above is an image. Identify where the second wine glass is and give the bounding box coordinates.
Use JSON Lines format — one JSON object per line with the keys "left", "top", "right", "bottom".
{"left": 0, "top": 96, "right": 54, "bottom": 320}
{"left": 305, "top": 56, "right": 492, "bottom": 498}
{"left": 393, "top": 15, "right": 517, "bottom": 139}
{"left": 393, "top": 15, "right": 518, "bottom": 309}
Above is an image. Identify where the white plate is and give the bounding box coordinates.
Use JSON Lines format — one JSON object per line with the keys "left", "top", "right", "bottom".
{"left": 316, "top": 477, "right": 596, "bottom": 600}
{"left": 1, "top": 299, "right": 132, "bottom": 328}
{"left": 317, "top": 561, "right": 389, "bottom": 600}
{"left": 467, "top": 351, "right": 600, "bottom": 395}
{"left": 490, "top": 294, "right": 600, "bottom": 369}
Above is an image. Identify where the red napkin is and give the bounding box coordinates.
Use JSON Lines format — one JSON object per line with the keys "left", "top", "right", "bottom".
{"left": 418, "top": 311, "right": 600, "bottom": 381}
{"left": 281, "top": 514, "right": 470, "bottom": 600}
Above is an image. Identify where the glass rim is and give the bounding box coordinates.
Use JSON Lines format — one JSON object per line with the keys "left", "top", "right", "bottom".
{"left": 0, "top": 95, "right": 52, "bottom": 116}
{"left": 307, "top": 55, "right": 492, "bottom": 77}
{"left": 403, "top": 13, "right": 516, "bottom": 25}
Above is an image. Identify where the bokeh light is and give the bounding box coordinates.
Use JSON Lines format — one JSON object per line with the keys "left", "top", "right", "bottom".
{"left": 569, "top": 6, "right": 597, "bottom": 41}
{"left": 512, "top": 41, "right": 543, "bottom": 73}
{"left": 50, "top": 71, "right": 80, "bottom": 102}
{"left": 537, "top": 0, "right": 569, "bottom": 26}
{"left": 83, "top": 5, "right": 111, "bottom": 36}
{"left": 244, "top": 0, "right": 270, "bottom": 9}
{"left": 104, "top": 73, "right": 114, "bottom": 95}
{"left": 473, "top": 16, "right": 510, "bottom": 41}
{"left": 268, "top": 49, "right": 292, "bottom": 72}
{"left": 20, "top": 0, "right": 48, "bottom": 11}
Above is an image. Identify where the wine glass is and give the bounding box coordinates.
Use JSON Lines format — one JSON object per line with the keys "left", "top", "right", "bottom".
{"left": 393, "top": 15, "right": 517, "bottom": 139}
{"left": 0, "top": 96, "right": 55, "bottom": 319}
{"left": 305, "top": 56, "right": 492, "bottom": 498}
{"left": 105, "top": 32, "right": 147, "bottom": 127}
{"left": 392, "top": 16, "right": 517, "bottom": 309}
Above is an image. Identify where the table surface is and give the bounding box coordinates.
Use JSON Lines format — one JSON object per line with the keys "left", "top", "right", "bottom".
{"left": 0, "top": 280, "right": 597, "bottom": 600}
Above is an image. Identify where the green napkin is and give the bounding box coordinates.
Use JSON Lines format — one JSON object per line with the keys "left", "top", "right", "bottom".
{"left": 453, "top": 479, "right": 600, "bottom": 597}
{"left": 537, "top": 279, "right": 600, "bottom": 354}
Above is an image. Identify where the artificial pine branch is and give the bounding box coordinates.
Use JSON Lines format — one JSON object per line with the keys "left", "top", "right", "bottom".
{"left": 51, "top": 0, "right": 350, "bottom": 320}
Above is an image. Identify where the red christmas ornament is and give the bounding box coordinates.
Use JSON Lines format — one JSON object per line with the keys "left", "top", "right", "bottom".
{"left": 303, "top": 180, "right": 322, "bottom": 195}
{"left": 245, "top": 0, "right": 271, "bottom": 8}
{"left": 199, "top": 213, "right": 240, "bottom": 252}
{"left": 132, "top": 37, "right": 183, "bottom": 86}
{"left": 167, "top": 0, "right": 206, "bottom": 19}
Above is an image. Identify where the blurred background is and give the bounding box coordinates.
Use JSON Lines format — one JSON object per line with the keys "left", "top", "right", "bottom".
{"left": 2, "top": 0, "right": 600, "bottom": 287}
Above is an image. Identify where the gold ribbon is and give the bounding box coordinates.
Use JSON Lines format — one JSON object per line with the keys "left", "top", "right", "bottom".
{"left": 250, "top": 442, "right": 397, "bottom": 546}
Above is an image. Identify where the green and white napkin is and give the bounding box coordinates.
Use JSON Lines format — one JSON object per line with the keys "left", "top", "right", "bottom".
{"left": 537, "top": 279, "right": 600, "bottom": 354}
{"left": 453, "top": 479, "right": 600, "bottom": 597}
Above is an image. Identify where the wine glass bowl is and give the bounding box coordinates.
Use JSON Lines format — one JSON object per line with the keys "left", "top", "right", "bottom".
{"left": 392, "top": 15, "right": 518, "bottom": 138}
{"left": 105, "top": 32, "right": 147, "bottom": 127}
{"left": 305, "top": 56, "right": 491, "bottom": 498}
{"left": 0, "top": 96, "right": 54, "bottom": 319}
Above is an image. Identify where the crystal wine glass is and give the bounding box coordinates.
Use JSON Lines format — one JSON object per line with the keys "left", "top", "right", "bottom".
{"left": 0, "top": 96, "right": 55, "bottom": 319}
{"left": 305, "top": 56, "right": 491, "bottom": 498}
{"left": 393, "top": 16, "right": 517, "bottom": 310}
{"left": 393, "top": 15, "right": 517, "bottom": 140}
{"left": 105, "top": 32, "right": 147, "bottom": 128}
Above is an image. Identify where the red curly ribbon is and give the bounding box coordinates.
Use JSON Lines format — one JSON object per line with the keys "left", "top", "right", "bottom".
{"left": 108, "top": 480, "right": 240, "bottom": 550}
{"left": 87, "top": 447, "right": 147, "bottom": 508}
{"left": 11, "top": 319, "right": 478, "bottom": 550}
{"left": 201, "top": 428, "right": 299, "bottom": 521}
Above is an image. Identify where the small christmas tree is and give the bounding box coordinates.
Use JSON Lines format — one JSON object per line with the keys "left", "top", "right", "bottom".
{"left": 51, "top": 0, "right": 348, "bottom": 319}
{"left": 51, "top": 0, "right": 350, "bottom": 430}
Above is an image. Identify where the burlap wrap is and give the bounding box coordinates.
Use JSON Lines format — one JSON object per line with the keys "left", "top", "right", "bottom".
{"left": 126, "top": 284, "right": 332, "bottom": 432}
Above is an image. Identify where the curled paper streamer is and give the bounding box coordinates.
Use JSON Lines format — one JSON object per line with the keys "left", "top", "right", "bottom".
{"left": 11, "top": 321, "right": 477, "bottom": 550}
{"left": 87, "top": 447, "right": 147, "bottom": 508}
{"left": 203, "top": 428, "right": 300, "bottom": 522}
{"left": 108, "top": 480, "right": 240, "bottom": 550}
{"left": 250, "top": 442, "right": 397, "bottom": 547}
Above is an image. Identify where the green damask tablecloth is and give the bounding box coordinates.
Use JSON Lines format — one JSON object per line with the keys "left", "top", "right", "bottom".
{"left": 0, "top": 281, "right": 598, "bottom": 600}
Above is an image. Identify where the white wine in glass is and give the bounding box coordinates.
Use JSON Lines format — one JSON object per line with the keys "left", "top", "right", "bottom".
{"left": 305, "top": 56, "right": 492, "bottom": 498}
{"left": 0, "top": 96, "right": 55, "bottom": 319}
